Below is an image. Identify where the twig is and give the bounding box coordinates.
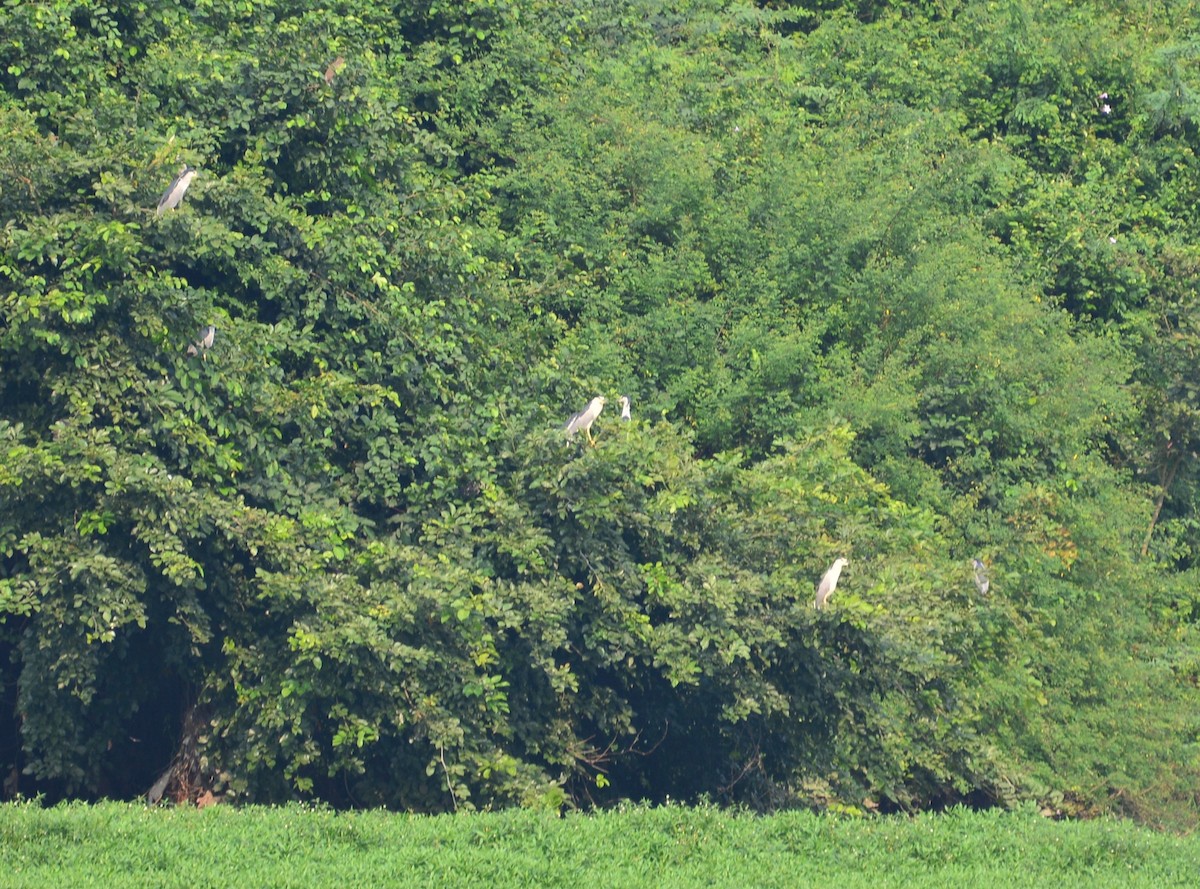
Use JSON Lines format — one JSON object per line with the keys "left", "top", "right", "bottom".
{"left": 438, "top": 744, "right": 458, "bottom": 812}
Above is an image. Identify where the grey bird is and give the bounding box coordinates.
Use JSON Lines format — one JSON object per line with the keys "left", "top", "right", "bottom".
{"left": 972, "top": 558, "right": 990, "bottom": 596}
{"left": 157, "top": 164, "right": 197, "bottom": 216}
{"left": 618, "top": 395, "right": 631, "bottom": 421}
{"left": 814, "top": 557, "right": 848, "bottom": 610}
{"left": 564, "top": 396, "right": 606, "bottom": 444}
{"left": 146, "top": 764, "right": 174, "bottom": 805}
{"left": 186, "top": 324, "right": 216, "bottom": 358}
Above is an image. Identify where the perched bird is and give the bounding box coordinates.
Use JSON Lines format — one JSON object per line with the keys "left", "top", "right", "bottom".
{"left": 618, "top": 395, "right": 631, "bottom": 421}
{"left": 972, "top": 558, "right": 990, "bottom": 596}
{"left": 564, "top": 396, "right": 606, "bottom": 444}
{"left": 324, "top": 56, "right": 346, "bottom": 84}
{"left": 814, "top": 557, "right": 849, "bottom": 610}
{"left": 157, "top": 164, "right": 197, "bottom": 216}
{"left": 186, "top": 324, "right": 216, "bottom": 358}
{"left": 146, "top": 765, "right": 173, "bottom": 805}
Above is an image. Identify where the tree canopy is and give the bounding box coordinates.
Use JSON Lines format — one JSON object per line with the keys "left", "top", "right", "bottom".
{"left": 2, "top": 0, "right": 1199, "bottom": 827}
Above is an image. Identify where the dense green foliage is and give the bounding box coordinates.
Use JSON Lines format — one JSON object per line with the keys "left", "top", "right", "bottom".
{"left": 1, "top": 0, "right": 1199, "bottom": 824}
{"left": 3, "top": 802, "right": 1200, "bottom": 888}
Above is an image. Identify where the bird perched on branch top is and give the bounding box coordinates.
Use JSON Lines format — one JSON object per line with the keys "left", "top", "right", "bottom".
{"left": 564, "top": 396, "right": 606, "bottom": 444}
{"left": 186, "top": 324, "right": 216, "bottom": 358}
{"left": 972, "top": 558, "right": 990, "bottom": 595}
{"left": 815, "top": 557, "right": 848, "bottom": 610}
{"left": 157, "top": 164, "right": 196, "bottom": 216}
{"left": 618, "top": 395, "right": 631, "bottom": 421}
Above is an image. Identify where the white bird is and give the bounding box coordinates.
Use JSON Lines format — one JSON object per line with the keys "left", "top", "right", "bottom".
{"left": 564, "top": 396, "right": 606, "bottom": 444}
{"left": 157, "top": 164, "right": 197, "bottom": 216}
{"left": 618, "top": 395, "right": 631, "bottom": 421}
{"left": 814, "top": 558, "right": 848, "bottom": 610}
{"left": 972, "top": 558, "right": 990, "bottom": 596}
{"left": 186, "top": 324, "right": 216, "bottom": 358}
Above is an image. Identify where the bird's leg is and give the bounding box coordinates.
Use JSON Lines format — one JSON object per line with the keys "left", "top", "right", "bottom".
{"left": 586, "top": 429, "right": 595, "bottom": 446}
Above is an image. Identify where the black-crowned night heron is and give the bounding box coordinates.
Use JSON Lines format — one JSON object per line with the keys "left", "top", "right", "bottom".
{"left": 185, "top": 324, "right": 216, "bottom": 358}
{"left": 324, "top": 56, "right": 346, "bottom": 84}
{"left": 147, "top": 765, "right": 173, "bottom": 805}
{"left": 564, "top": 396, "right": 606, "bottom": 444}
{"left": 618, "top": 395, "right": 631, "bottom": 421}
{"left": 157, "top": 164, "right": 197, "bottom": 216}
{"left": 972, "top": 558, "right": 990, "bottom": 595}
{"left": 814, "top": 557, "right": 848, "bottom": 610}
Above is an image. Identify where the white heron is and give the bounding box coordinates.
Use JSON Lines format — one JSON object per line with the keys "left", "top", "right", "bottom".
{"left": 564, "top": 396, "right": 606, "bottom": 444}
{"left": 618, "top": 395, "right": 631, "bottom": 421}
{"left": 972, "top": 558, "right": 990, "bottom": 595}
{"left": 814, "top": 557, "right": 848, "bottom": 610}
{"left": 157, "top": 164, "right": 197, "bottom": 216}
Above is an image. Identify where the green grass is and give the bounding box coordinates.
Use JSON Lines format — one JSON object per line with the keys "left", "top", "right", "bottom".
{"left": 0, "top": 802, "right": 1196, "bottom": 888}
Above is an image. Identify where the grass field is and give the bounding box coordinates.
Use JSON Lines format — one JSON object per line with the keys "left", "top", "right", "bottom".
{"left": 0, "top": 802, "right": 1196, "bottom": 888}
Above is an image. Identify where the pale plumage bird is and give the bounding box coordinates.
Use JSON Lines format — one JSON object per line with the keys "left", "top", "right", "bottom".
{"left": 186, "top": 324, "right": 216, "bottom": 358}
{"left": 972, "top": 558, "right": 990, "bottom": 595}
{"left": 157, "top": 164, "right": 197, "bottom": 216}
{"left": 618, "top": 395, "right": 631, "bottom": 421}
{"left": 814, "top": 557, "right": 848, "bottom": 610}
{"left": 564, "top": 396, "right": 606, "bottom": 444}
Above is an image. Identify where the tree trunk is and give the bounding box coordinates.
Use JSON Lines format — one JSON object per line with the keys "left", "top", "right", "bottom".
{"left": 1142, "top": 450, "right": 1182, "bottom": 557}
